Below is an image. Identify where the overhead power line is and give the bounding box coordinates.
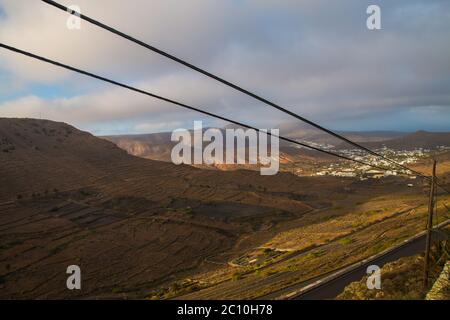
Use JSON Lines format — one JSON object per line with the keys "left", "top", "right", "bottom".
{"left": 0, "top": 42, "right": 395, "bottom": 172}
{"left": 40, "top": 0, "right": 431, "bottom": 179}
{"left": 2, "top": 43, "right": 449, "bottom": 196}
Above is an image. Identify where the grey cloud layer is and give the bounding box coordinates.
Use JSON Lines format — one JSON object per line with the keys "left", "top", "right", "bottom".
{"left": 0, "top": 0, "right": 449, "bottom": 133}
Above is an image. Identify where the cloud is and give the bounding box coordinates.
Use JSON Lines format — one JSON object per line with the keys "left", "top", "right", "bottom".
{"left": 0, "top": 72, "right": 244, "bottom": 133}
{"left": 0, "top": 0, "right": 449, "bottom": 133}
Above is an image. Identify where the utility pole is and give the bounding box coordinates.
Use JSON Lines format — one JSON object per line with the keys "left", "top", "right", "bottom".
{"left": 423, "top": 159, "right": 436, "bottom": 289}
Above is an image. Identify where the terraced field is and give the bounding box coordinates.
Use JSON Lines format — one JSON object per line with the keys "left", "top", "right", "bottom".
{"left": 1, "top": 118, "right": 449, "bottom": 300}
{"left": 0, "top": 193, "right": 239, "bottom": 299}
{"left": 0, "top": 118, "right": 349, "bottom": 299}
{"left": 164, "top": 184, "right": 450, "bottom": 300}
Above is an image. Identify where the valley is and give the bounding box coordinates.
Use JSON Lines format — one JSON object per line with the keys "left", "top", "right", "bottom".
{"left": 1, "top": 118, "right": 449, "bottom": 299}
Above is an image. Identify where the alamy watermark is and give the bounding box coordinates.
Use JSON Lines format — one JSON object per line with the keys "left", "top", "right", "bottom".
{"left": 170, "top": 121, "right": 279, "bottom": 175}
{"left": 66, "top": 5, "right": 81, "bottom": 30}
{"left": 367, "top": 5, "right": 381, "bottom": 30}
{"left": 366, "top": 265, "right": 381, "bottom": 290}
{"left": 64, "top": 4, "right": 381, "bottom": 31}
{"left": 66, "top": 265, "right": 81, "bottom": 290}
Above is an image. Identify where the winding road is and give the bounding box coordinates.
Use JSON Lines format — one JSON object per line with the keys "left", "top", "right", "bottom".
{"left": 282, "top": 220, "right": 450, "bottom": 300}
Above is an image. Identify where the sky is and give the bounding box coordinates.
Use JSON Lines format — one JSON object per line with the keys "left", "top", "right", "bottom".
{"left": 0, "top": 0, "right": 449, "bottom": 135}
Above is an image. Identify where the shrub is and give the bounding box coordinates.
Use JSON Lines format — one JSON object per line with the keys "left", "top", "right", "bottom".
{"left": 111, "top": 287, "right": 122, "bottom": 294}
{"left": 339, "top": 237, "right": 354, "bottom": 245}
{"left": 231, "top": 272, "right": 242, "bottom": 281}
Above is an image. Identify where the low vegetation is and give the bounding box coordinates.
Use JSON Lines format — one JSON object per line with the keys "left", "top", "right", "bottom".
{"left": 337, "top": 239, "right": 450, "bottom": 300}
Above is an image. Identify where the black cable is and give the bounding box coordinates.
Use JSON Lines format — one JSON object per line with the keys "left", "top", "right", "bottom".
{"left": 40, "top": 0, "right": 431, "bottom": 179}
{"left": 4, "top": 42, "right": 450, "bottom": 191}
{"left": 1, "top": 42, "right": 393, "bottom": 171}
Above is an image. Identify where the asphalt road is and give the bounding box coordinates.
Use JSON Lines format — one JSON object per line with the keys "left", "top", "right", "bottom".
{"left": 291, "top": 227, "right": 448, "bottom": 300}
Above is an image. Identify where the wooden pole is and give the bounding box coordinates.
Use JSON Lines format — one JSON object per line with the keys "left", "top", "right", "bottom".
{"left": 423, "top": 159, "right": 436, "bottom": 289}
